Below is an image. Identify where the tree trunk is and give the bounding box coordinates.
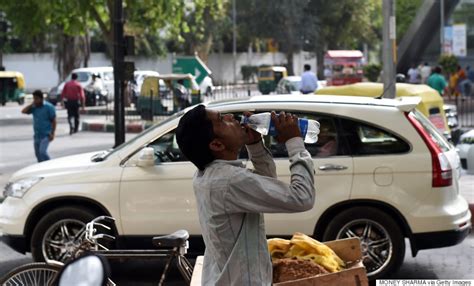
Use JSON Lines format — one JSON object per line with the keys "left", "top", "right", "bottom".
{"left": 316, "top": 49, "right": 325, "bottom": 79}
{"left": 286, "top": 50, "right": 294, "bottom": 76}
{"left": 54, "top": 34, "right": 82, "bottom": 81}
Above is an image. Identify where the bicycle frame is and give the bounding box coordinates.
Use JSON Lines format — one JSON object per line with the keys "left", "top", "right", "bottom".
{"left": 62, "top": 216, "right": 193, "bottom": 285}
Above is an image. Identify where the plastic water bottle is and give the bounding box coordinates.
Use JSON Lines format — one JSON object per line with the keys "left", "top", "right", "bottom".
{"left": 241, "top": 112, "right": 320, "bottom": 144}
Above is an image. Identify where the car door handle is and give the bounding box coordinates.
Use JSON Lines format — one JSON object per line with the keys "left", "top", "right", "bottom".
{"left": 318, "top": 164, "right": 348, "bottom": 171}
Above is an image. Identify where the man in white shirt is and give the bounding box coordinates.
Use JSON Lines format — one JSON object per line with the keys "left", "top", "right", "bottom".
{"left": 176, "top": 105, "right": 315, "bottom": 285}
{"left": 420, "top": 62, "right": 432, "bottom": 84}
{"left": 407, "top": 64, "right": 420, "bottom": 84}
{"left": 300, "top": 64, "right": 319, "bottom": 94}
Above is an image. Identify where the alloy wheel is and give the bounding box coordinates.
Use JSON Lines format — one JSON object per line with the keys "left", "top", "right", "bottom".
{"left": 41, "top": 219, "right": 86, "bottom": 262}
{"left": 336, "top": 219, "right": 393, "bottom": 277}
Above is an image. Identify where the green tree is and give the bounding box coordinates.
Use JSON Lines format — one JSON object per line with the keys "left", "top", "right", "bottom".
{"left": 0, "top": 0, "right": 186, "bottom": 80}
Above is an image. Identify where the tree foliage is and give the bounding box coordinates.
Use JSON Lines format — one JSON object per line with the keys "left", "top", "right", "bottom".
{"left": 0, "top": 0, "right": 187, "bottom": 79}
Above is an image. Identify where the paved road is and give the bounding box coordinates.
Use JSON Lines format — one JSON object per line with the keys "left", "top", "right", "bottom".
{"left": 0, "top": 103, "right": 473, "bottom": 284}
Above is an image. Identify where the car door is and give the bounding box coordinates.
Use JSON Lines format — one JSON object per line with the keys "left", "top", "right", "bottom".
{"left": 119, "top": 127, "right": 200, "bottom": 235}
{"left": 247, "top": 112, "right": 354, "bottom": 235}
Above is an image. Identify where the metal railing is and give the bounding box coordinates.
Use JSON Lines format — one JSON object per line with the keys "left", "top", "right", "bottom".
{"left": 92, "top": 84, "right": 259, "bottom": 125}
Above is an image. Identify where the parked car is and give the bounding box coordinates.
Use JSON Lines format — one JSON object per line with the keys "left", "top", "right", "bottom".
{"left": 48, "top": 67, "right": 114, "bottom": 105}
{"left": 275, "top": 76, "right": 302, "bottom": 94}
{"left": 0, "top": 94, "right": 470, "bottom": 280}
{"left": 456, "top": 129, "right": 474, "bottom": 169}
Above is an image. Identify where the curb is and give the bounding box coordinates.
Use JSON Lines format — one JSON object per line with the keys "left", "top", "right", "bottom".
{"left": 82, "top": 120, "right": 154, "bottom": 133}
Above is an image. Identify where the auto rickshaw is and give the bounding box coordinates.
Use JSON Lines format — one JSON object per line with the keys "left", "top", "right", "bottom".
{"left": 315, "top": 82, "right": 451, "bottom": 138}
{"left": 257, "top": 66, "right": 287, "bottom": 94}
{"left": 0, "top": 71, "right": 26, "bottom": 105}
{"left": 137, "top": 73, "right": 200, "bottom": 119}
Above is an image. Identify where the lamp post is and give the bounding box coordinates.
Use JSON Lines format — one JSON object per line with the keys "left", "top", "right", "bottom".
{"left": 382, "top": 0, "right": 396, "bottom": 99}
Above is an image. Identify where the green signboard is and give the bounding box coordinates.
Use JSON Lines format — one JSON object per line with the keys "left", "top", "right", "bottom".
{"left": 172, "top": 56, "right": 211, "bottom": 84}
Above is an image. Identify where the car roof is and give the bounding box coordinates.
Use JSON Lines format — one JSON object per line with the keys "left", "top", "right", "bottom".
{"left": 72, "top": 67, "right": 113, "bottom": 72}
{"left": 283, "top": 76, "right": 301, "bottom": 81}
{"left": 208, "top": 94, "right": 421, "bottom": 112}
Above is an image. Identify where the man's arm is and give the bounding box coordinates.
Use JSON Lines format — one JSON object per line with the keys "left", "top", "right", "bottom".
{"left": 21, "top": 103, "right": 33, "bottom": 114}
{"left": 79, "top": 86, "right": 86, "bottom": 109}
{"left": 225, "top": 137, "right": 315, "bottom": 213}
{"left": 49, "top": 118, "right": 57, "bottom": 141}
{"left": 225, "top": 112, "right": 315, "bottom": 213}
{"left": 246, "top": 141, "right": 277, "bottom": 178}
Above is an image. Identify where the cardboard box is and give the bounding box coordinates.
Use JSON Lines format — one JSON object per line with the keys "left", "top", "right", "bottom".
{"left": 191, "top": 237, "right": 368, "bottom": 286}
{"left": 274, "top": 237, "right": 368, "bottom": 286}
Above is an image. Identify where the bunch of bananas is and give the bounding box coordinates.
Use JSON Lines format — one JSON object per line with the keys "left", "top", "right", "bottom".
{"left": 268, "top": 233, "right": 345, "bottom": 273}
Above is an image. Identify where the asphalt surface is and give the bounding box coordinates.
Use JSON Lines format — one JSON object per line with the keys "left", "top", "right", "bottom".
{"left": 0, "top": 102, "right": 473, "bottom": 284}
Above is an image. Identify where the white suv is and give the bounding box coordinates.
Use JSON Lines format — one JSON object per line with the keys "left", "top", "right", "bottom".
{"left": 0, "top": 95, "right": 471, "bottom": 279}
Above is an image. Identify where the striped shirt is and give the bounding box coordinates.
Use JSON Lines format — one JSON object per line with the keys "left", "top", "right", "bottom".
{"left": 193, "top": 137, "right": 315, "bottom": 285}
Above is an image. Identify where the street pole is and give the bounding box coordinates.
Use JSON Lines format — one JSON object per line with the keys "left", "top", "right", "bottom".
{"left": 382, "top": 0, "right": 396, "bottom": 99}
{"left": 440, "top": 0, "right": 445, "bottom": 55}
{"left": 113, "top": 0, "right": 125, "bottom": 147}
{"left": 232, "top": 0, "right": 237, "bottom": 84}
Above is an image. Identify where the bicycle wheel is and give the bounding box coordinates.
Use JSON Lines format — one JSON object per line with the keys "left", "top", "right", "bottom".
{"left": 0, "top": 263, "right": 61, "bottom": 286}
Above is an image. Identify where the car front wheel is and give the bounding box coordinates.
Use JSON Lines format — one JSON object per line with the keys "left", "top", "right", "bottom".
{"left": 322, "top": 206, "right": 405, "bottom": 280}
{"left": 30, "top": 206, "right": 98, "bottom": 262}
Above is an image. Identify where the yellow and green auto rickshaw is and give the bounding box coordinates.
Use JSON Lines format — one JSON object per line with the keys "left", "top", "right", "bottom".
{"left": 0, "top": 71, "right": 26, "bottom": 105}
{"left": 138, "top": 73, "right": 200, "bottom": 119}
{"left": 257, "top": 66, "right": 287, "bottom": 95}
{"left": 315, "top": 82, "right": 451, "bottom": 137}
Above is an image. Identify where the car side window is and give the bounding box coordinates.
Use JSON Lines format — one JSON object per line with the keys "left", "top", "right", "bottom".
{"left": 147, "top": 129, "right": 188, "bottom": 164}
{"left": 340, "top": 118, "right": 410, "bottom": 155}
{"left": 251, "top": 112, "right": 343, "bottom": 158}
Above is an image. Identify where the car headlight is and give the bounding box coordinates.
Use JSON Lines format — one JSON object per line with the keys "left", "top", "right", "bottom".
{"left": 3, "top": 177, "right": 43, "bottom": 198}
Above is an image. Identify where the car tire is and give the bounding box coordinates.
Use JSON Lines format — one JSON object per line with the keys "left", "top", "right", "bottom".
{"left": 322, "top": 206, "right": 405, "bottom": 280}
{"left": 18, "top": 98, "right": 25, "bottom": 105}
{"left": 30, "top": 206, "right": 99, "bottom": 262}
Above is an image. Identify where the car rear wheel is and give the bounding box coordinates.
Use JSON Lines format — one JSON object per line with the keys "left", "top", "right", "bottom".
{"left": 30, "top": 206, "right": 99, "bottom": 262}
{"left": 322, "top": 206, "right": 405, "bottom": 280}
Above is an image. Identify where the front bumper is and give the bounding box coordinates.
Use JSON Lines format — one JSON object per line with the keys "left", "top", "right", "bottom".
{"left": 410, "top": 223, "right": 471, "bottom": 256}
{"left": 0, "top": 234, "right": 27, "bottom": 254}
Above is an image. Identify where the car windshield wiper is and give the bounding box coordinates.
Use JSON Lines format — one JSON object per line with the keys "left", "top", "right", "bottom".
{"left": 91, "top": 150, "right": 111, "bottom": 162}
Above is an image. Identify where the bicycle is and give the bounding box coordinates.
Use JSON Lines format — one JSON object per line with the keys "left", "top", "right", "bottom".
{"left": 0, "top": 216, "right": 194, "bottom": 286}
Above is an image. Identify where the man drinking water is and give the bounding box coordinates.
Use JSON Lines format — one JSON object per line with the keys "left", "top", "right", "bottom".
{"left": 176, "top": 105, "right": 316, "bottom": 285}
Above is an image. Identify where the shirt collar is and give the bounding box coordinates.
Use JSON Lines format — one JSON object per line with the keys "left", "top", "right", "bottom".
{"left": 209, "top": 159, "right": 245, "bottom": 168}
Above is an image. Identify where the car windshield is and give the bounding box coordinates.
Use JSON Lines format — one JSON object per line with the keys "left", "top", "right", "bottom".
{"left": 92, "top": 111, "right": 185, "bottom": 162}
{"left": 75, "top": 72, "right": 90, "bottom": 82}
{"left": 289, "top": 80, "right": 302, "bottom": 91}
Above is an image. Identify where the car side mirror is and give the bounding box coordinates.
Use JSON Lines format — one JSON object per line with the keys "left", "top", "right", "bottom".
{"left": 137, "top": 147, "right": 155, "bottom": 167}
{"left": 57, "top": 254, "right": 110, "bottom": 286}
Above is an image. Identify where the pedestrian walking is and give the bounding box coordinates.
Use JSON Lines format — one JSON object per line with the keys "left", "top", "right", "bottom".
{"left": 467, "top": 66, "right": 474, "bottom": 82}
{"left": 420, "top": 62, "right": 431, "bottom": 84}
{"left": 61, "top": 73, "right": 85, "bottom": 134}
{"left": 407, "top": 63, "right": 420, "bottom": 84}
{"left": 458, "top": 66, "right": 472, "bottom": 98}
{"left": 174, "top": 79, "right": 190, "bottom": 110}
{"left": 449, "top": 70, "right": 460, "bottom": 99}
{"left": 300, "top": 64, "right": 319, "bottom": 94}
{"left": 176, "top": 106, "right": 315, "bottom": 285}
{"left": 21, "top": 90, "right": 56, "bottom": 162}
{"left": 427, "top": 66, "right": 448, "bottom": 96}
